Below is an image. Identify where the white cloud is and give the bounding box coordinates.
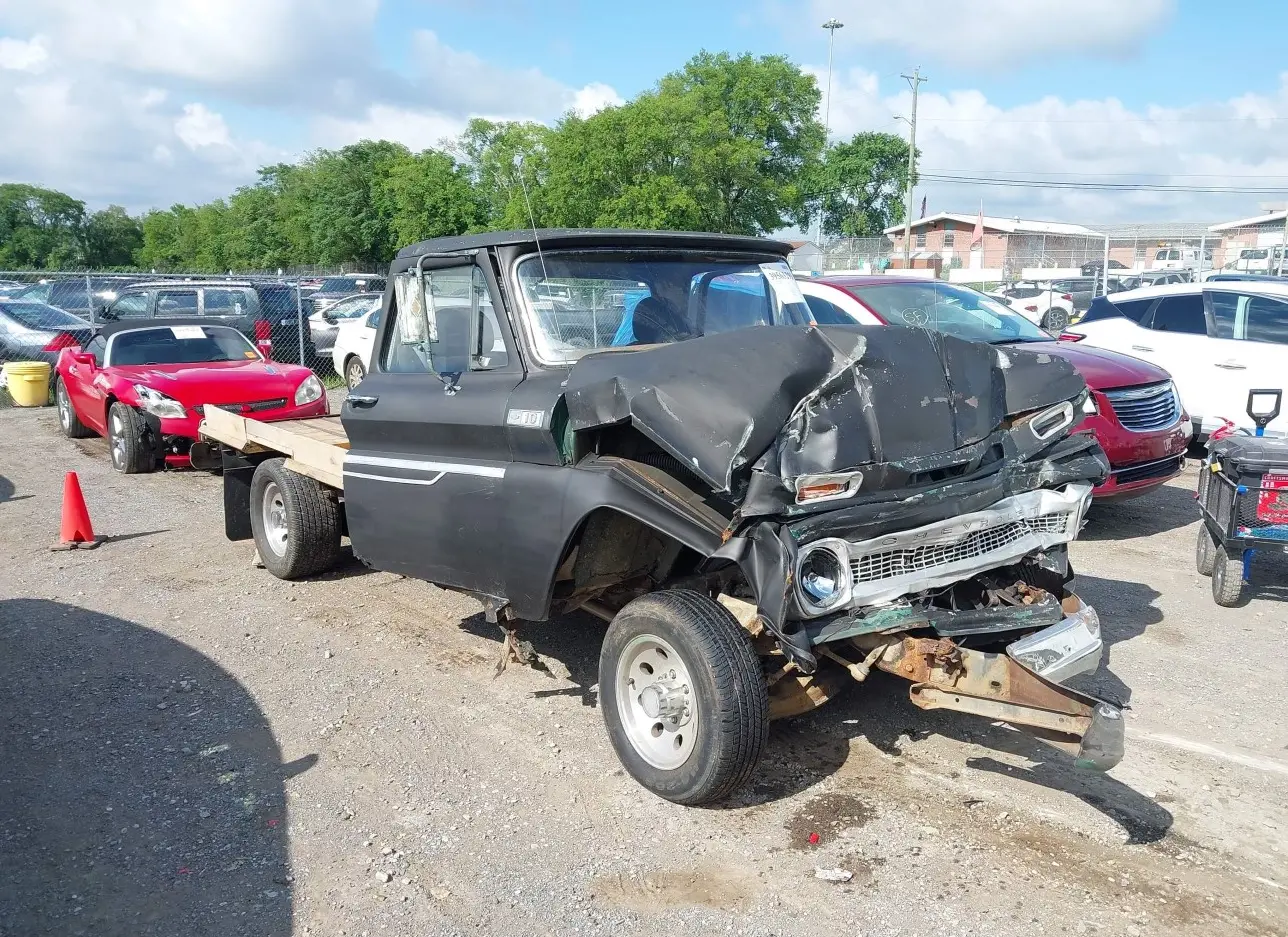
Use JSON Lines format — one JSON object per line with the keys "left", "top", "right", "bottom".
{"left": 571, "top": 82, "right": 624, "bottom": 118}
{"left": 0, "top": 34, "right": 46, "bottom": 71}
{"left": 814, "top": 65, "right": 1288, "bottom": 223}
{"left": 174, "top": 103, "right": 232, "bottom": 149}
{"left": 311, "top": 105, "right": 467, "bottom": 152}
{"left": 801, "top": 0, "right": 1173, "bottom": 67}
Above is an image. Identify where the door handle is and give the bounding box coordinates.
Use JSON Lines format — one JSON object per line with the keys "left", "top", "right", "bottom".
{"left": 346, "top": 394, "right": 379, "bottom": 407}
{"left": 1130, "top": 344, "right": 1154, "bottom": 352}
{"left": 1214, "top": 361, "right": 1246, "bottom": 370}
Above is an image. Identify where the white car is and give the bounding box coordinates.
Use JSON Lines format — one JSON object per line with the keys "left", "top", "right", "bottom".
{"left": 331, "top": 305, "right": 383, "bottom": 389}
{"left": 1064, "top": 279, "right": 1288, "bottom": 436}
{"left": 987, "top": 281, "right": 1075, "bottom": 330}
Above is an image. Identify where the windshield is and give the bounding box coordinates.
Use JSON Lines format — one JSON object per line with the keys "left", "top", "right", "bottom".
{"left": 0, "top": 301, "right": 86, "bottom": 330}
{"left": 109, "top": 325, "right": 262, "bottom": 366}
{"left": 320, "top": 276, "right": 383, "bottom": 293}
{"left": 853, "top": 282, "right": 1052, "bottom": 343}
{"left": 515, "top": 253, "right": 813, "bottom": 365}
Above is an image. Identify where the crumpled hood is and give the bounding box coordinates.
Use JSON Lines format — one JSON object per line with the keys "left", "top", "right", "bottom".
{"left": 563, "top": 325, "right": 1088, "bottom": 496}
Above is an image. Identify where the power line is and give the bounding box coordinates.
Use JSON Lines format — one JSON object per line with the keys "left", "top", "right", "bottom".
{"left": 919, "top": 115, "right": 1288, "bottom": 124}
{"left": 918, "top": 172, "right": 1288, "bottom": 194}
{"left": 923, "top": 168, "right": 1288, "bottom": 179}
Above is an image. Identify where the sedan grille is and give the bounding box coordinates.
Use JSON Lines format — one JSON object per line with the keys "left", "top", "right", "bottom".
{"left": 851, "top": 513, "right": 1076, "bottom": 586}
{"left": 1103, "top": 382, "right": 1180, "bottom": 432}
{"left": 199, "top": 398, "right": 288, "bottom": 415}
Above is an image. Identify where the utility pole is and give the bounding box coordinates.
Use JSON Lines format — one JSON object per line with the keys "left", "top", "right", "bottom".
{"left": 822, "top": 19, "right": 843, "bottom": 136}
{"left": 900, "top": 67, "right": 926, "bottom": 269}
{"left": 1278, "top": 208, "right": 1288, "bottom": 277}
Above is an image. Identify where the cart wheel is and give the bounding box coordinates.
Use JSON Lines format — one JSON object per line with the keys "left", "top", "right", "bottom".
{"left": 1195, "top": 524, "right": 1217, "bottom": 576}
{"left": 249, "top": 457, "right": 343, "bottom": 579}
{"left": 1211, "top": 545, "right": 1244, "bottom": 607}
{"left": 599, "top": 590, "right": 768, "bottom": 806}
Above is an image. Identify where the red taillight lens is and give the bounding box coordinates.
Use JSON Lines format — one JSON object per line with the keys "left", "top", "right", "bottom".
{"left": 1061, "top": 293, "right": 1073, "bottom": 301}
{"left": 42, "top": 331, "right": 80, "bottom": 352}
{"left": 254, "top": 320, "right": 272, "bottom": 341}
{"left": 1025, "top": 304, "right": 1039, "bottom": 312}
{"left": 1058, "top": 332, "right": 1085, "bottom": 342}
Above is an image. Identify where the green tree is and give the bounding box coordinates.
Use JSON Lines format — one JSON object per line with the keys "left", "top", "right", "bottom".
{"left": 808, "top": 132, "right": 917, "bottom": 237}
{"left": 0, "top": 183, "right": 87, "bottom": 268}
{"left": 455, "top": 119, "right": 552, "bottom": 229}
{"left": 83, "top": 205, "right": 143, "bottom": 268}
{"left": 382, "top": 148, "right": 483, "bottom": 245}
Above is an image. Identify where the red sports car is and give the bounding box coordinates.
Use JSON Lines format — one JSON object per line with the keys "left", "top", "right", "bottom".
{"left": 54, "top": 319, "right": 328, "bottom": 473}
{"left": 795, "top": 276, "right": 1193, "bottom": 500}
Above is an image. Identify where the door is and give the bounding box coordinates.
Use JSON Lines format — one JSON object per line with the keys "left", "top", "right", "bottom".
{"left": 65, "top": 332, "right": 110, "bottom": 433}
{"left": 1127, "top": 292, "right": 1210, "bottom": 421}
{"left": 200, "top": 287, "right": 251, "bottom": 331}
{"left": 341, "top": 261, "right": 524, "bottom": 594}
{"left": 1202, "top": 288, "right": 1288, "bottom": 431}
{"left": 351, "top": 303, "right": 381, "bottom": 369}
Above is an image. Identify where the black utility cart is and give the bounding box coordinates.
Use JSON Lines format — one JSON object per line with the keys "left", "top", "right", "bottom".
{"left": 1196, "top": 389, "right": 1288, "bottom": 606}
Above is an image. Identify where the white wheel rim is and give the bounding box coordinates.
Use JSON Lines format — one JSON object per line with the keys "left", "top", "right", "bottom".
{"left": 615, "top": 633, "right": 698, "bottom": 771}
{"left": 57, "top": 383, "right": 70, "bottom": 429}
{"left": 261, "top": 481, "right": 289, "bottom": 557}
{"left": 109, "top": 411, "right": 125, "bottom": 467}
{"left": 347, "top": 360, "right": 364, "bottom": 388}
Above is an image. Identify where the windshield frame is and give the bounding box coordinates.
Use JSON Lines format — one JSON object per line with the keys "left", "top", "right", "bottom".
{"left": 506, "top": 247, "right": 810, "bottom": 369}
{"left": 104, "top": 324, "right": 263, "bottom": 367}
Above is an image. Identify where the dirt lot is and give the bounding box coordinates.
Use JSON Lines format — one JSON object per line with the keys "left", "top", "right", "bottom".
{"left": 1, "top": 404, "right": 1286, "bottom": 937}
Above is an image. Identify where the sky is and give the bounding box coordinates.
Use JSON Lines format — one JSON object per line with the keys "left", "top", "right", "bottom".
{"left": 2, "top": 0, "right": 1288, "bottom": 226}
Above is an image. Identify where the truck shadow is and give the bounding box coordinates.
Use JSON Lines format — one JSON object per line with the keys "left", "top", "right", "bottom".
{"left": 0, "top": 473, "right": 32, "bottom": 504}
{"left": 0, "top": 599, "right": 316, "bottom": 937}
{"left": 1065, "top": 572, "right": 1163, "bottom": 708}
{"left": 1081, "top": 478, "right": 1197, "bottom": 541}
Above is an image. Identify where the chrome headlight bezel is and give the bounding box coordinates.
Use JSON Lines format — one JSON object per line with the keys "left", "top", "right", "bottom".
{"left": 132, "top": 383, "right": 187, "bottom": 419}
{"left": 795, "top": 538, "right": 852, "bottom": 616}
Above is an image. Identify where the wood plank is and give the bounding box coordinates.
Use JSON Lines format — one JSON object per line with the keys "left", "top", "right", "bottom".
{"left": 284, "top": 457, "right": 343, "bottom": 490}
{"left": 200, "top": 408, "right": 348, "bottom": 491}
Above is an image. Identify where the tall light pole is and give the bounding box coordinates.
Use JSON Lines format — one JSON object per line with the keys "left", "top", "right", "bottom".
{"left": 822, "top": 19, "right": 843, "bottom": 137}
{"left": 899, "top": 67, "right": 927, "bottom": 268}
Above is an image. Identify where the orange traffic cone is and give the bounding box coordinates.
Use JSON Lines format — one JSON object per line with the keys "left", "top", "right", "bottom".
{"left": 52, "top": 471, "right": 102, "bottom": 551}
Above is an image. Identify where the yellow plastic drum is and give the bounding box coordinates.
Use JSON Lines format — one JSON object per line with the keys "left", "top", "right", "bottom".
{"left": 2, "top": 361, "right": 53, "bottom": 407}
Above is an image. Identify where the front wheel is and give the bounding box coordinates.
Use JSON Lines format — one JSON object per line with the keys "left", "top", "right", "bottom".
{"left": 1195, "top": 524, "right": 1216, "bottom": 576}
{"left": 249, "top": 457, "right": 343, "bottom": 579}
{"left": 1211, "top": 545, "right": 1244, "bottom": 607}
{"left": 107, "top": 402, "right": 155, "bottom": 474}
{"left": 344, "top": 356, "right": 366, "bottom": 390}
{"left": 599, "top": 590, "right": 768, "bottom": 806}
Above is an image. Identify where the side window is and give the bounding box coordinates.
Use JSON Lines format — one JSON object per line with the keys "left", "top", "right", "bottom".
{"left": 85, "top": 334, "right": 107, "bottom": 365}
{"left": 111, "top": 293, "right": 150, "bottom": 318}
{"left": 202, "top": 289, "right": 247, "bottom": 315}
{"left": 1149, "top": 295, "right": 1206, "bottom": 334}
{"left": 803, "top": 294, "right": 854, "bottom": 325}
{"left": 1209, "top": 291, "right": 1238, "bottom": 338}
{"left": 915, "top": 232, "right": 926, "bottom": 248}
{"left": 156, "top": 290, "right": 198, "bottom": 315}
{"left": 383, "top": 265, "right": 502, "bottom": 375}
{"left": 1243, "top": 295, "right": 1288, "bottom": 345}
{"left": 1114, "top": 299, "right": 1154, "bottom": 322}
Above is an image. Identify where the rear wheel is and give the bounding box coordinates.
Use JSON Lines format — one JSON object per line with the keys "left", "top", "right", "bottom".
{"left": 1211, "top": 544, "right": 1244, "bottom": 607}
{"left": 599, "top": 590, "right": 768, "bottom": 806}
{"left": 107, "top": 402, "right": 154, "bottom": 474}
{"left": 55, "top": 377, "right": 93, "bottom": 439}
{"left": 1195, "top": 524, "right": 1216, "bottom": 576}
{"left": 249, "top": 457, "right": 343, "bottom": 579}
{"left": 344, "top": 356, "right": 366, "bottom": 389}
{"left": 1043, "top": 307, "right": 1071, "bottom": 331}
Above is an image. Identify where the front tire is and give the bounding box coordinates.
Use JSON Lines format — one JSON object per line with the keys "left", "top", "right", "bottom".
{"left": 344, "top": 356, "right": 366, "bottom": 390}
{"left": 249, "top": 457, "right": 343, "bottom": 579}
{"left": 599, "top": 590, "right": 768, "bottom": 806}
{"left": 1195, "top": 524, "right": 1216, "bottom": 576}
{"left": 55, "top": 377, "right": 93, "bottom": 439}
{"left": 107, "top": 402, "right": 154, "bottom": 474}
{"left": 1211, "top": 545, "right": 1244, "bottom": 607}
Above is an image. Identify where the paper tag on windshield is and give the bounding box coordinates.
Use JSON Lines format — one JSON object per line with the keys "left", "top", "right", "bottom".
{"left": 171, "top": 326, "right": 205, "bottom": 339}
{"left": 760, "top": 263, "right": 807, "bottom": 306}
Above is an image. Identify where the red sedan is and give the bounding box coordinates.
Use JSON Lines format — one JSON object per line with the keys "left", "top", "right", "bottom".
{"left": 54, "top": 319, "right": 328, "bottom": 473}
{"left": 796, "top": 276, "right": 1193, "bottom": 500}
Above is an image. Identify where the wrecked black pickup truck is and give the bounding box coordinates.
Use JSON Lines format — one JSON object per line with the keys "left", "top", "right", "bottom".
{"left": 201, "top": 229, "right": 1123, "bottom": 805}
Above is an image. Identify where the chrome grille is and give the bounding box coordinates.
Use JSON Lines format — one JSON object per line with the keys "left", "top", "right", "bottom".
{"left": 198, "top": 398, "right": 288, "bottom": 415}
{"left": 851, "top": 513, "right": 1075, "bottom": 586}
{"left": 1103, "top": 382, "right": 1180, "bottom": 432}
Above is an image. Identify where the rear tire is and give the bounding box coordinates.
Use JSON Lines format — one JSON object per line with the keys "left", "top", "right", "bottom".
{"left": 1195, "top": 524, "right": 1216, "bottom": 576}
{"left": 599, "top": 590, "right": 768, "bottom": 806}
{"left": 344, "top": 356, "right": 366, "bottom": 390}
{"left": 55, "top": 377, "right": 93, "bottom": 439}
{"left": 1043, "top": 307, "right": 1071, "bottom": 331}
{"left": 107, "top": 402, "right": 154, "bottom": 474}
{"left": 249, "top": 457, "right": 343, "bottom": 579}
{"left": 1211, "top": 545, "right": 1244, "bottom": 607}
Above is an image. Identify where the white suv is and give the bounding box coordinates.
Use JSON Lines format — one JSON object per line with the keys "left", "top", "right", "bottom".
{"left": 1064, "top": 280, "right": 1288, "bottom": 436}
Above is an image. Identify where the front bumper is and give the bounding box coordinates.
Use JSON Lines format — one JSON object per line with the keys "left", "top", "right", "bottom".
{"left": 1076, "top": 409, "right": 1191, "bottom": 499}
{"left": 158, "top": 396, "right": 329, "bottom": 440}
{"left": 1006, "top": 601, "right": 1103, "bottom": 684}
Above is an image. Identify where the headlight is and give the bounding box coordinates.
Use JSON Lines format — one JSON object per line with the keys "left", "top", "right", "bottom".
{"left": 1081, "top": 392, "right": 1098, "bottom": 416}
{"left": 796, "top": 539, "right": 851, "bottom": 614}
{"left": 133, "top": 384, "right": 187, "bottom": 419}
{"left": 294, "top": 373, "right": 323, "bottom": 406}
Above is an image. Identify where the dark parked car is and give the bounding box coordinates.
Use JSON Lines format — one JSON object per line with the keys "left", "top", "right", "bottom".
{"left": 1047, "top": 276, "right": 1101, "bottom": 311}
{"left": 304, "top": 275, "right": 386, "bottom": 313}
{"left": 1080, "top": 259, "right": 1127, "bottom": 276}
{"left": 1114, "top": 270, "right": 1189, "bottom": 291}
{"left": 0, "top": 300, "right": 95, "bottom": 367}
{"left": 99, "top": 280, "right": 317, "bottom": 363}
{"left": 8, "top": 276, "right": 141, "bottom": 318}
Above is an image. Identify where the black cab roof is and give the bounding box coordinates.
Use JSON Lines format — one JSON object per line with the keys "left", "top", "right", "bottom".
{"left": 395, "top": 228, "right": 793, "bottom": 261}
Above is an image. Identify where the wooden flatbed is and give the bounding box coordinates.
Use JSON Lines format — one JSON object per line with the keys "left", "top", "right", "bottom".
{"left": 199, "top": 406, "right": 349, "bottom": 490}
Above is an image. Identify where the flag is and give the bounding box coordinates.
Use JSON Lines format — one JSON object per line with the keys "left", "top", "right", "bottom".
{"left": 919, "top": 195, "right": 927, "bottom": 219}
{"left": 970, "top": 206, "right": 984, "bottom": 249}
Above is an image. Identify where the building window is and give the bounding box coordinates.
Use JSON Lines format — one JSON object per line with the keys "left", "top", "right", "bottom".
{"left": 915, "top": 231, "right": 926, "bottom": 248}
{"left": 1134, "top": 245, "right": 1147, "bottom": 261}
{"left": 943, "top": 232, "right": 955, "bottom": 248}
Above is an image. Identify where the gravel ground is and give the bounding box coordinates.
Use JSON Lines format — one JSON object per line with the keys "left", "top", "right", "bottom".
{"left": 1, "top": 404, "right": 1286, "bottom": 937}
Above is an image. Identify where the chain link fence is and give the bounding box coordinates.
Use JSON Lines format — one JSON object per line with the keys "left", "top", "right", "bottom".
{"left": 0, "top": 270, "right": 385, "bottom": 408}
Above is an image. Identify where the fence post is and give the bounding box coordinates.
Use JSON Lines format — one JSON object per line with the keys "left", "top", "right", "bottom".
{"left": 1101, "top": 235, "right": 1111, "bottom": 296}
{"left": 85, "top": 272, "right": 95, "bottom": 324}
{"left": 296, "top": 280, "right": 305, "bottom": 366}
